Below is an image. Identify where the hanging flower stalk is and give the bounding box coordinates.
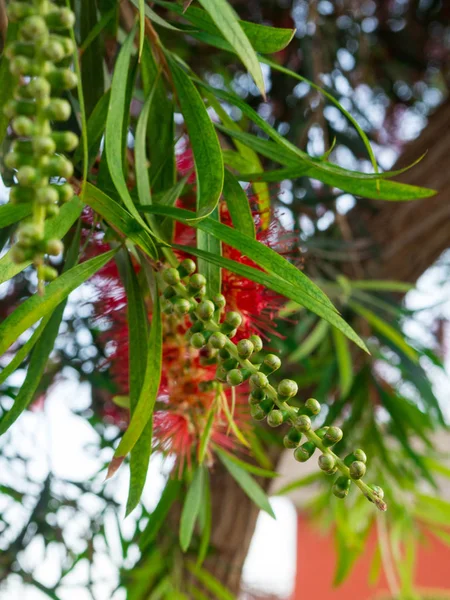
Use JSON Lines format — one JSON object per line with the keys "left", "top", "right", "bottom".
{"left": 5, "top": 0, "right": 78, "bottom": 289}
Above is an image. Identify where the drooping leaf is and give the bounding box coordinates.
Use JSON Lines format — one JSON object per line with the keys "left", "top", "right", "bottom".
{"left": 83, "top": 183, "right": 159, "bottom": 258}
{"left": 214, "top": 447, "right": 278, "bottom": 479}
{"left": 222, "top": 169, "right": 256, "bottom": 239}
{"left": 167, "top": 56, "right": 224, "bottom": 221}
{"left": 0, "top": 248, "right": 117, "bottom": 358}
{"left": 79, "top": 0, "right": 105, "bottom": 118}
{"left": 288, "top": 319, "right": 329, "bottom": 362}
{"left": 109, "top": 288, "right": 162, "bottom": 475}
{"left": 139, "top": 479, "right": 182, "bottom": 551}
{"left": 0, "top": 225, "right": 81, "bottom": 435}
{"left": 180, "top": 467, "right": 205, "bottom": 552}
{"left": 332, "top": 328, "right": 353, "bottom": 397}
{"left": 217, "top": 447, "right": 275, "bottom": 518}
{"left": 194, "top": 0, "right": 266, "bottom": 97}
{"left": 197, "top": 470, "right": 211, "bottom": 565}
{"left": 0, "top": 196, "right": 84, "bottom": 285}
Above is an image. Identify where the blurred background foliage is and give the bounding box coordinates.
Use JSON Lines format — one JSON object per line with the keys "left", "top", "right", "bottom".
{"left": 1, "top": 0, "right": 450, "bottom": 598}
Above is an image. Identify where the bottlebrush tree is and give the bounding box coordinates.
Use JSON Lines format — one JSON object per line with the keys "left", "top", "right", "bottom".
{"left": 0, "top": 1, "right": 448, "bottom": 598}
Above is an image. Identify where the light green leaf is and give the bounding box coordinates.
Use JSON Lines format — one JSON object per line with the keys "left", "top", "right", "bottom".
{"left": 198, "top": 401, "right": 216, "bottom": 464}
{"left": 332, "top": 328, "right": 353, "bottom": 397}
{"left": 167, "top": 56, "right": 224, "bottom": 221}
{"left": 109, "top": 287, "right": 162, "bottom": 475}
{"left": 131, "top": 0, "right": 182, "bottom": 31}
{"left": 154, "top": 1, "right": 295, "bottom": 54}
{"left": 73, "top": 89, "right": 110, "bottom": 169}
{"left": 289, "top": 319, "right": 329, "bottom": 362}
{"left": 197, "top": 470, "right": 211, "bottom": 566}
{"left": 105, "top": 26, "right": 158, "bottom": 238}
{"left": 275, "top": 472, "right": 322, "bottom": 496}
{"left": 349, "top": 300, "right": 418, "bottom": 362}
{"left": 350, "top": 280, "right": 415, "bottom": 292}
{"left": 0, "top": 203, "right": 32, "bottom": 228}
{"left": 197, "top": 207, "right": 221, "bottom": 300}
{"left": 0, "top": 249, "right": 117, "bottom": 358}
{"left": 83, "top": 183, "right": 158, "bottom": 258}
{"left": 180, "top": 467, "right": 205, "bottom": 552}
{"left": 138, "top": 0, "right": 145, "bottom": 59}
{"left": 217, "top": 448, "right": 275, "bottom": 517}
{"left": 186, "top": 562, "right": 234, "bottom": 600}
{"left": 195, "top": 0, "right": 265, "bottom": 96}
{"left": 214, "top": 447, "right": 278, "bottom": 479}
{"left": 0, "top": 225, "right": 81, "bottom": 435}
{"left": 0, "top": 196, "right": 84, "bottom": 285}
{"left": 135, "top": 82, "right": 157, "bottom": 208}
{"left": 222, "top": 169, "right": 256, "bottom": 239}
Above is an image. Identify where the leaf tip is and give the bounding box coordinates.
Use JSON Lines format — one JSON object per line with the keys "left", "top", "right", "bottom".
{"left": 105, "top": 456, "right": 124, "bottom": 481}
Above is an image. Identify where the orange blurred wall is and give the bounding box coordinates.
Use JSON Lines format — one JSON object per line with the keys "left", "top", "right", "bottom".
{"left": 293, "top": 515, "right": 450, "bottom": 599}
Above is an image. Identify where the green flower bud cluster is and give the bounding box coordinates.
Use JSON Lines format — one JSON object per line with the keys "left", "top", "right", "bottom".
{"left": 161, "top": 264, "right": 387, "bottom": 512}
{"left": 5, "top": 0, "right": 78, "bottom": 286}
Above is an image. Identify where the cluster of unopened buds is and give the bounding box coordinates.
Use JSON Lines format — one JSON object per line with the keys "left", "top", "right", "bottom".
{"left": 162, "top": 260, "right": 387, "bottom": 511}
{"left": 5, "top": 0, "right": 78, "bottom": 285}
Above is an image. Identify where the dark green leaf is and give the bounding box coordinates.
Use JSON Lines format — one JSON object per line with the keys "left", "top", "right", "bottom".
{"left": 0, "top": 203, "right": 32, "bottom": 228}
{"left": 197, "top": 207, "right": 221, "bottom": 300}
{"left": 197, "top": 470, "right": 211, "bottom": 565}
{"left": 180, "top": 467, "right": 205, "bottom": 552}
{"left": 217, "top": 447, "right": 275, "bottom": 517}
{"left": 332, "top": 328, "right": 353, "bottom": 397}
{"left": 167, "top": 56, "right": 224, "bottom": 221}
{"left": 0, "top": 248, "right": 117, "bottom": 358}
{"left": 73, "top": 90, "right": 110, "bottom": 169}
{"left": 79, "top": 0, "right": 105, "bottom": 117}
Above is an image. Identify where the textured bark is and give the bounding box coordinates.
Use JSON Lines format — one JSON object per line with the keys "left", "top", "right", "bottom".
{"left": 349, "top": 100, "right": 450, "bottom": 283}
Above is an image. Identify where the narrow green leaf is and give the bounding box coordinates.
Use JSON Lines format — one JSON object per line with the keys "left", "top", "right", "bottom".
{"left": 135, "top": 83, "right": 157, "bottom": 208}
{"left": 109, "top": 289, "right": 162, "bottom": 471}
{"left": 332, "top": 328, "right": 353, "bottom": 397}
{"left": 0, "top": 249, "right": 117, "bottom": 358}
{"left": 169, "top": 242, "right": 367, "bottom": 351}
{"left": 138, "top": 0, "right": 145, "bottom": 59}
{"left": 275, "top": 472, "right": 322, "bottom": 496}
{"left": 79, "top": 0, "right": 105, "bottom": 117}
{"left": 349, "top": 300, "right": 419, "bottom": 362}
{"left": 288, "top": 319, "right": 329, "bottom": 362}
{"left": 167, "top": 56, "right": 224, "bottom": 221}
{"left": 0, "top": 226, "right": 81, "bottom": 435}
{"left": 79, "top": 8, "right": 114, "bottom": 54}
{"left": 131, "top": 0, "right": 182, "bottom": 31}
{"left": 0, "top": 196, "right": 84, "bottom": 285}
{"left": 197, "top": 207, "right": 221, "bottom": 300}
{"left": 196, "top": 0, "right": 265, "bottom": 97}
{"left": 83, "top": 183, "right": 158, "bottom": 258}
{"left": 186, "top": 562, "right": 234, "bottom": 600}
{"left": 0, "top": 203, "right": 32, "bottom": 228}
{"left": 217, "top": 448, "right": 275, "bottom": 518}
{"left": 222, "top": 170, "right": 256, "bottom": 239}
{"left": 123, "top": 254, "right": 151, "bottom": 516}
{"left": 197, "top": 470, "right": 211, "bottom": 566}
{"left": 198, "top": 402, "right": 216, "bottom": 464}
{"left": 73, "top": 90, "right": 110, "bottom": 169}
{"left": 350, "top": 280, "right": 415, "bottom": 292}
{"left": 139, "top": 479, "right": 182, "bottom": 551}
{"left": 154, "top": 1, "right": 295, "bottom": 54}
{"left": 180, "top": 467, "right": 205, "bottom": 552}
{"left": 105, "top": 26, "right": 155, "bottom": 234}
{"left": 214, "top": 447, "right": 278, "bottom": 479}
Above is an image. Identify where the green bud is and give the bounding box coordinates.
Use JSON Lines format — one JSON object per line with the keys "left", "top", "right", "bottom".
{"left": 349, "top": 461, "right": 366, "bottom": 480}
{"left": 196, "top": 300, "right": 215, "bottom": 321}
{"left": 250, "top": 404, "right": 266, "bottom": 421}
{"left": 294, "top": 442, "right": 315, "bottom": 462}
{"left": 189, "top": 273, "right": 206, "bottom": 289}
{"left": 323, "top": 426, "right": 343, "bottom": 447}
{"left": 33, "top": 136, "right": 56, "bottom": 156}
{"left": 215, "top": 365, "right": 228, "bottom": 383}
{"left": 173, "top": 298, "right": 191, "bottom": 316}
{"left": 224, "top": 311, "right": 242, "bottom": 328}
{"left": 46, "top": 239, "right": 63, "bottom": 256}
{"left": 178, "top": 258, "right": 196, "bottom": 277}
{"left": 51, "top": 131, "right": 79, "bottom": 152}
{"left": 54, "top": 183, "right": 73, "bottom": 203}
{"left": 10, "top": 186, "right": 35, "bottom": 204}
{"left": 236, "top": 339, "right": 254, "bottom": 359}
{"left": 45, "top": 8, "right": 75, "bottom": 29}
{"left": 45, "top": 204, "right": 59, "bottom": 218}
{"left": 267, "top": 409, "right": 284, "bottom": 427}
{"left": 17, "top": 166, "right": 38, "bottom": 186}
{"left": 41, "top": 40, "right": 65, "bottom": 62}
{"left": 369, "top": 485, "right": 384, "bottom": 500}
{"left": 295, "top": 414, "right": 311, "bottom": 432}
{"left": 260, "top": 398, "right": 274, "bottom": 415}
{"left": 10, "top": 244, "right": 31, "bottom": 263}
{"left": 17, "top": 223, "right": 43, "bottom": 246}
{"left": 7, "top": 3, "right": 36, "bottom": 23}
{"left": 191, "top": 332, "right": 206, "bottom": 349}
{"left": 163, "top": 286, "right": 176, "bottom": 299}
{"left": 283, "top": 428, "right": 302, "bottom": 449}
{"left": 12, "top": 116, "right": 34, "bottom": 136}
{"left": 277, "top": 379, "right": 298, "bottom": 398}
{"left": 4, "top": 99, "right": 36, "bottom": 118}
{"left": 28, "top": 77, "right": 51, "bottom": 100}
{"left": 163, "top": 267, "right": 180, "bottom": 286}
{"left": 212, "top": 293, "right": 226, "bottom": 309}
{"left": 6, "top": 41, "right": 35, "bottom": 59}
{"left": 318, "top": 454, "right": 336, "bottom": 474}
{"left": 250, "top": 388, "right": 265, "bottom": 401}
{"left": 332, "top": 476, "right": 351, "bottom": 499}
{"left": 315, "top": 427, "right": 328, "bottom": 439}
{"left": 249, "top": 372, "right": 269, "bottom": 389}
{"left": 43, "top": 155, "right": 74, "bottom": 179}
{"left": 227, "top": 369, "right": 243, "bottom": 387}
{"left": 45, "top": 99, "right": 71, "bottom": 121}
{"left": 209, "top": 332, "right": 227, "bottom": 349}
{"left": 36, "top": 186, "right": 59, "bottom": 205}
{"left": 248, "top": 393, "right": 261, "bottom": 406}
{"left": 248, "top": 335, "right": 263, "bottom": 353}
{"left": 260, "top": 354, "right": 281, "bottom": 374}
{"left": 9, "top": 56, "right": 32, "bottom": 77}
{"left": 304, "top": 398, "right": 321, "bottom": 416}
{"left": 39, "top": 265, "right": 58, "bottom": 282}
{"left": 47, "top": 67, "right": 78, "bottom": 90}
{"left": 222, "top": 357, "right": 239, "bottom": 371}
{"left": 20, "top": 16, "right": 48, "bottom": 41}
{"left": 354, "top": 449, "right": 367, "bottom": 463}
